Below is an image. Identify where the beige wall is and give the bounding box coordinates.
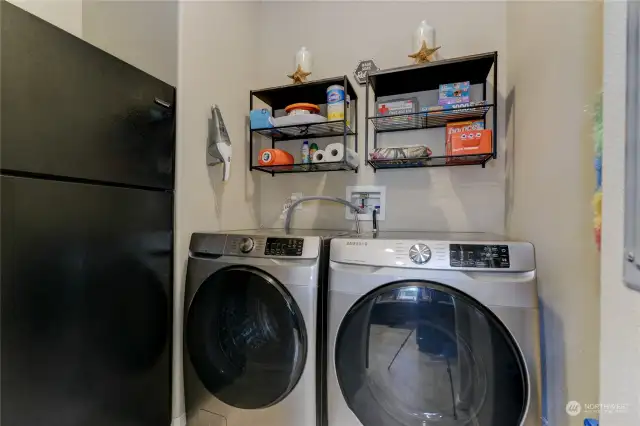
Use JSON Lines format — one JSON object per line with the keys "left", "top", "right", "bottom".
{"left": 506, "top": 1, "right": 602, "bottom": 425}
{"left": 256, "top": 1, "right": 508, "bottom": 234}
{"left": 600, "top": 1, "right": 640, "bottom": 424}
{"left": 82, "top": 0, "right": 178, "bottom": 85}
{"left": 8, "top": 0, "right": 82, "bottom": 37}
{"left": 172, "top": 1, "right": 260, "bottom": 423}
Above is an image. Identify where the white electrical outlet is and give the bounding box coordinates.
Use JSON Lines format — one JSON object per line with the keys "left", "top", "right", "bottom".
{"left": 346, "top": 186, "right": 386, "bottom": 220}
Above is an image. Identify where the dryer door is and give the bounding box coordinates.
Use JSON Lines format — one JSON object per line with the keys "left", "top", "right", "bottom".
{"left": 335, "top": 281, "right": 528, "bottom": 426}
{"left": 185, "top": 266, "right": 307, "bottom": 409}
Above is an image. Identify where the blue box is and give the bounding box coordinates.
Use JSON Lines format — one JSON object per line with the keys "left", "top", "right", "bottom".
{"left": 439, "top": 81, "right": 470, "bottom": 106}
{"left": 250, "top": 109, "right": 274, "bottom": 129}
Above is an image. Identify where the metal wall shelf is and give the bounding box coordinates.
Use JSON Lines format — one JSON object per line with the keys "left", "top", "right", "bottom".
{"left": 368, "top": 154, "right": 492, "bottom": 170}
{"left": 369, "top": 52, "right": 496, "bottom": 97}
{"left": 252, "top": 76, "right": 359, "bottom": 111}
{"left": 365, "top": 52, "right": 498, "bottom": 171}
{"left": 368, "top": 104, "right": 493, "bottom": 133}
{"left": 252, "top": 161, "right": 357, "bottom": 175}
{"left": 250, "top": 76, "right": 358, "bottom": 175}
{"left": 252, "top": 120, "right": 354, "bottom": 142}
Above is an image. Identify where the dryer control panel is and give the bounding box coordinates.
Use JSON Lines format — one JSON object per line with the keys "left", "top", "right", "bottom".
{"left": 449, "top": 244, "right": 510, "bottom": 268}
{"left": 264, "top": 238, "right": 304, "bottom": 256}
{"left": 330, "top": 238, "right": 534, "bottom": 272}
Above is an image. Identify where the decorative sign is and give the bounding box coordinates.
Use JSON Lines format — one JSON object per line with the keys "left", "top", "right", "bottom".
{"left": 353, "top": 59, "right": 379, "bottom": 86}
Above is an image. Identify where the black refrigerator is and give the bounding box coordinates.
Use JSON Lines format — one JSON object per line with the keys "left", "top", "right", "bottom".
{"left": 0, "top": 3, "right": 174, "bottom": 426}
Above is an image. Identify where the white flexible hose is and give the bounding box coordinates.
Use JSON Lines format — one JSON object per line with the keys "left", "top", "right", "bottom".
{"left": 284, "top": 196, "right": 366, "bottom": 234}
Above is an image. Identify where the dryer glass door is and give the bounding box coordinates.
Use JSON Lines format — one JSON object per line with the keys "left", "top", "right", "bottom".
{"left": 335, "top": 281, "right": 528, "bottom": 426}
{"left": 186, "top": 266, "right": 307, "bottom": 409}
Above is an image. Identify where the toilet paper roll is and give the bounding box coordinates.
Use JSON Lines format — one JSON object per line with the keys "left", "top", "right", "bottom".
{"left": 312, "top": 150, "right": 327, "bottom": 163}
{"left": 325, "top": 143, "right": 359, "bottom": 167}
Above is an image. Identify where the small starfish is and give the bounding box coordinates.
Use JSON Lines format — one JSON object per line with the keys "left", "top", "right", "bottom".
{"left": 287, "top": 65, "right": 312, "bottom": 84}
{"left": 409, "top": 40, "right": 441, "bottom": 64}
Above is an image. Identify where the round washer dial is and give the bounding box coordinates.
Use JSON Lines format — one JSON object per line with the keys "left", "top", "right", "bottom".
{"left": 239, "top": 237, "right": 255, "bottom": 253}
{"left": 409, "top": 244, "right": 431, "bottom": 265}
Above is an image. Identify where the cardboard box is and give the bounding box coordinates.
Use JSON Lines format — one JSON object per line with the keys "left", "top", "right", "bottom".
{"left": 250, "top": 108, "right": 274, "bottom": 129}
{"left": 449, "top": 129, "right": 493, "bottom": 164}
{"left": 445, "top": 120, "right": 485, "bottom": 164}
{"left": 376, "top": 97, "right": 419, "bottom": 129}
{"left": 438, "top": 81, "right": 470, "bottom": 106}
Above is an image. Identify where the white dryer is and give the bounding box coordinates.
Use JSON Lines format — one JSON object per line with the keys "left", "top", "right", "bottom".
{"left": 184, "top": 230, "right": 346, "bottom": 426}
{"left": 327, "top": 232, "right": 541, "bottom": 426}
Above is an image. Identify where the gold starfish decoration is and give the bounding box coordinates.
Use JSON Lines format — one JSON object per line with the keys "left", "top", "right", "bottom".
{"left": 287, "top": 65, "right": 312, "bottom": 84}
{"left": 409, "top": 40, "right": 441, "bottom": 64}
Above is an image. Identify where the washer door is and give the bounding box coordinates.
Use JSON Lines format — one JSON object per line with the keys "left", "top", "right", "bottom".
{"left": 335, "top": 281, "right": 528, "bottom": 426}
{"left": 186, "top": 266, "right": 307, "bottom": 409}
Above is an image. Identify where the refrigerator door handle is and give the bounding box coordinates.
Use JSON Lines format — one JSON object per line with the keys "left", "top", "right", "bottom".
{"left": 154, "top": 97, "right": 172, "bottom": 108}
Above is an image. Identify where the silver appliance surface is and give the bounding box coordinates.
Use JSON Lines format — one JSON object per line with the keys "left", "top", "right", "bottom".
{"left": 226, "top": 228, "right": 353, "bottom": 238}
{"left": 190, "top": 229, "right": 354, "bottom": 260}
{"left": 184, "top": 230, "right": 341, "bottom": 426}
{"left": 327, "top": 234, "right": 542, "bottom": 426}
{"left": 330, "top": 232, "right": 536, "bottom": 272}
{"left": 358, "top": 231, "right": 509, "bottom": 241}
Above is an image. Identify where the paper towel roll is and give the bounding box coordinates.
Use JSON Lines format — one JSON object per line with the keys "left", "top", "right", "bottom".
{"left": 325, "top": 143, "right": 359, "bottom": 167}
{"left": 312, "top": 150, "right": 327, "bottom": 163}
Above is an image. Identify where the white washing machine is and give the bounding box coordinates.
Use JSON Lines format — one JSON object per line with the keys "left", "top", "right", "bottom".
{"left": 327, "top": 232, "right": 542, "bottom": 426}
{"left": 183, "top": 230, "right": 346, "bottom": 426}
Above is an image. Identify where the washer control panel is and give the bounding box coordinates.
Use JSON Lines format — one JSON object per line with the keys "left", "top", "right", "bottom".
{"left": 449, "top": 244, "right": 510, "bottom": 268}
{"left": 264, "top": 238, "right": 304, "bottom": 256}
{"left": 223, "top": 235, "right": 318, "bottom": 259}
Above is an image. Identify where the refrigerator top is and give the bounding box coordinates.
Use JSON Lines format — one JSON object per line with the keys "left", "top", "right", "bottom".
{"left": 1, "top": 2, "right": 175, "bottom": 190}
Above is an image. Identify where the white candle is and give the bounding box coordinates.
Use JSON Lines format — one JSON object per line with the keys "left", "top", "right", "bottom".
{"left": 295, "top": 46, "right": 312, "bottom": 73}
{"left": 413, "top": 20, "right": 435, "bottom": 51}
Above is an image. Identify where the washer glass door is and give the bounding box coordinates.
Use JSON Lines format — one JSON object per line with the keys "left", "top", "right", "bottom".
{"left": 186, "top": 266, "right": 307, "bottom": 409}
{"left": 335, "top": 281, "right": 528, "bottom": 426}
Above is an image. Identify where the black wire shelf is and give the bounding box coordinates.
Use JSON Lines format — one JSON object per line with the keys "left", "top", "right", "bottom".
{"left": 368, "top": 104, "right": 493, "bottom": 133}
{"left": 364, "top": 52, "right": 498, "bottom": 171}
{"left": 368, "top": 52, "right": 496, "bottom": 97}
{"left": 252, "top": 120, "right": 354, "bottom": 142}
{"left": 250, "top": 75, "right": 359, "bottom": 174}
{"left": 251, "top": 76, "right": 358, "bottom": 111}
{"left": 368, "top": 154, "right": 493, "bottom": 170}
{"left": 252, "top": 161, "right": 358, "bottom": 174}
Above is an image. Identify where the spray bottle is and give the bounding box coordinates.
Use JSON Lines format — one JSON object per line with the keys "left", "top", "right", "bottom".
{"left": 207, "top": 105, "right": 232, "bottom": 181}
